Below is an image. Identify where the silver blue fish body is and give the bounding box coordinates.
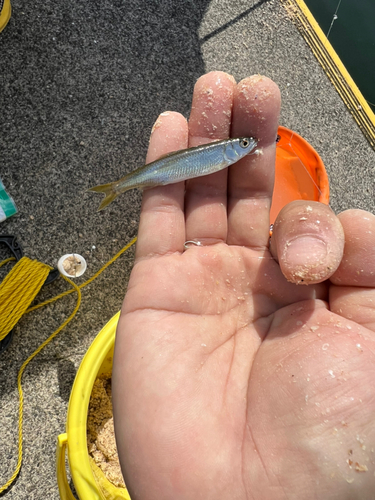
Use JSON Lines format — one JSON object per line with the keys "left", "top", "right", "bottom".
{"left": 89, "top": 137, "right": 257, "bottom": 210}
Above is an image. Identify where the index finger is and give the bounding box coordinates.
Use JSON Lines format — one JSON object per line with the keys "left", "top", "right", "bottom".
{"left": 227, "top": 76, "right": 281, "bottom": 247}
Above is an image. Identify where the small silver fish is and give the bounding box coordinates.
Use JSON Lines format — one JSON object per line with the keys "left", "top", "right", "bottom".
{"left": 89, "top": 137, "right": 258, "bottom": 210}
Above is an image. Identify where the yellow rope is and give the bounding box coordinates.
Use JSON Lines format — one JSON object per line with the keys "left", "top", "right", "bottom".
{"left": 0, "top": 257, "right": 51, "bottom": 342}
{"left": 0, "top": 236, "right": 137, "bottom": 494}
{"left": 0, "top": 256, "right": 16, "bottom": 268}
{"left": 27, "top": 236, "right": 138, "bottom": 313}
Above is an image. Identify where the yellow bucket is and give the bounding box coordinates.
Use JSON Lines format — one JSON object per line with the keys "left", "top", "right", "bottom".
{"left": 56, "top": 312, "right": 130, "bottom": 500}
{"left": 0, "top": 0, "right": 11, "bottom": 33}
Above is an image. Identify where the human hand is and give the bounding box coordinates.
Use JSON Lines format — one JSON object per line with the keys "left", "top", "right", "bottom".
{"left": 112, "top": 72, "right": 375, "bottom": 500}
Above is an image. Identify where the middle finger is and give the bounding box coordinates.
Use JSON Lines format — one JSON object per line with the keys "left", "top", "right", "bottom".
{"left": 184, "top": 71, "right": 236, "bottom": 244}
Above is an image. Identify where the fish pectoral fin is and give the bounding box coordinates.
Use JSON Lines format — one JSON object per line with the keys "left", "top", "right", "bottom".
{"left": 88, "top": 182, "right": 118, "bottom": 211}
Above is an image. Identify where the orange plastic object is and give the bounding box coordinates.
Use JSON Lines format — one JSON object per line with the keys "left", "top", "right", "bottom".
{"left": 270, "top": 126, "right": 329, "bottom": 225}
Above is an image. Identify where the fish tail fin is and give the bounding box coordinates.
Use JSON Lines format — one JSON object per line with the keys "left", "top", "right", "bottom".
{"left": 88, "top": 182, "right": 119, "bottom": 211}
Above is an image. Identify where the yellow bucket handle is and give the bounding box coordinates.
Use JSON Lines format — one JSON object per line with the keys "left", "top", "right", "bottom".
{"left": 56, "top": 434, "right": 77, "bottom": 500}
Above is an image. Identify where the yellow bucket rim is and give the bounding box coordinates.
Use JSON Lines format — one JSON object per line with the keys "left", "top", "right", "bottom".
{"left": 0, "top": 0, "right": 11, "bottom": 33}
{"left": 57, "top": 312, "right": 130, "bottom": 500}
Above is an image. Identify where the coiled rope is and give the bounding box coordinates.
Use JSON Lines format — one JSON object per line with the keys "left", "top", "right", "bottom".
{"left": 0, "top": 257, "right": 51, "bottom": 342}
{"left": 0, "top": 236, "right": 137, "bottom": 494}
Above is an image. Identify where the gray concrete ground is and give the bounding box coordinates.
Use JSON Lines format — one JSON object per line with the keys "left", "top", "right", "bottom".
{"left": 0, "top": 0, "right": 374, "bottom": 498}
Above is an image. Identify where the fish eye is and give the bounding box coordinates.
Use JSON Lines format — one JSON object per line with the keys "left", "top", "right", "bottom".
{"left": 239, "top": 138, "right": 250, "bottom": 148}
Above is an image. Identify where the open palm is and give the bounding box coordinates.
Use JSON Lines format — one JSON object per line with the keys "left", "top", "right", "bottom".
{"left": 113, "top": 72, "right": 375, "bottom": 500}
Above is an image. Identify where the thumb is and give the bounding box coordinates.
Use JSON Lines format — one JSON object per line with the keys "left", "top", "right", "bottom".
{"left": 269, "top": 201, "right": 344, "bottom": 284}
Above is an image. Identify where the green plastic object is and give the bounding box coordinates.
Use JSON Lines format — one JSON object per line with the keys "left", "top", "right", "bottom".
{"left": 0, "top": 179, "right": 17, "bottom": 222}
